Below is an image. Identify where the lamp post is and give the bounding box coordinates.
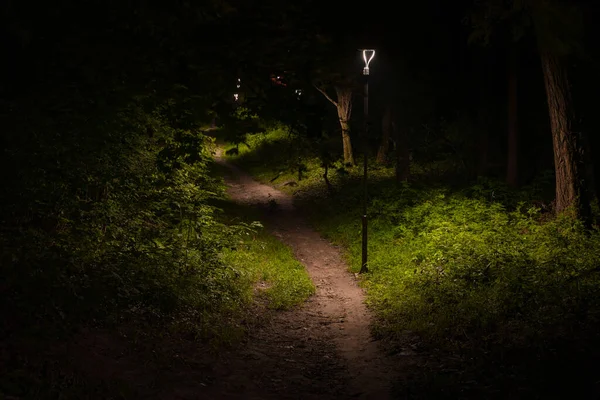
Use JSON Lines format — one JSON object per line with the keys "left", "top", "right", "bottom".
{"left": 360, "top": 49, "right": 375, "bottom": 274}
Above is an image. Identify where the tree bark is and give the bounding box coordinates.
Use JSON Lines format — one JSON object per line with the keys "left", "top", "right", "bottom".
{"left": 340, "top": 119, "right": 354, "bottom": 165}
{"left": 376, "top": 105, "right": 392, "bottom": 164}
{"left": 507, "top": 46, "right": 519, "bottom": 187}
{"left": 315, "top": 85, "right": 354, "bottom": 165}
{"left": 335, "top": 87, "right": 354, "bottom": 165}
{"left": 539, "top": 51, "right": 588, "bottom": 218}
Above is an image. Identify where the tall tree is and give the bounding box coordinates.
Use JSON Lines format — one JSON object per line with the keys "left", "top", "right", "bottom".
{"left": 468, "top": 0, "right": 590, "bottom": 219}
{"left": 531, "top": 0, "right": 590, "bottom": 218}
{"left": 315, "top": 85, "right": 355, "bottom": 165}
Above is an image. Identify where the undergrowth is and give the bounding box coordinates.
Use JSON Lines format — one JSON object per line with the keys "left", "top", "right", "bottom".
{"left": 1, "top": 98, "right": 313, "bottom": 398}
{"left": 217, "top": 199, "right": 315, "bottom": 311}
{"left": 225, "top": 128, "right": 600, "bottom": 398}
{"left": 310, "top": 182, "right": 600, "bottom": 349}
{"left": 223, "top": 127, "right": 359, "bottom": 195}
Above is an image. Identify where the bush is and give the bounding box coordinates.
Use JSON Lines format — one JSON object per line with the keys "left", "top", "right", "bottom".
{"left": 1, "top": 90, "right": 316, "bottom": 341}
{"left": 3, "top": 95, "right": 226, "bottom": 331}
{"left": 1, "top": 90, "right": 317, "bottom": 399}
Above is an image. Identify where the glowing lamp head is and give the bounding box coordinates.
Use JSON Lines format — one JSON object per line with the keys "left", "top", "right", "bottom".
{"left": 362, "top": 49, "right": 375, "bottom": 75}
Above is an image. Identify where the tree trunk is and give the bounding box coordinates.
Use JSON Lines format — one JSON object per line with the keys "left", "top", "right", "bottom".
{"left": 539, "top": 52, "right": 588, "bottom": 218}
{"left": 335, "top": 87, "right": 354, "bottom": 165}
{"left": 314, "top": 85, "right": 355, "bottom": 165}
{"left": 507, "top": 46, "right": 519, "bottom": 187}
{"left": 377, "top": 106, "right": 392, "bottom": 164}
{"left": 340, "top": 120, "right": 354, "bottom": 165}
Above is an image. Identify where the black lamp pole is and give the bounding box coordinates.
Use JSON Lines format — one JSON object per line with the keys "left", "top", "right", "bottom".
{"left": 360, "top": 49, "right": 375, "bottom": 274}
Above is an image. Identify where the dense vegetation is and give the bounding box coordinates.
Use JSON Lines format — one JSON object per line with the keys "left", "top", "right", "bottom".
{"left": 0, "top": 1, "right": 315, "bottom": 395}
{"left": 3, "top": 0, "right": 600, "bottom": 397}
{"left": 225, "top": 127, "right": 600, "bottom": 397}
{"left": 1, "top": 90, "right": 315, "bottom": 395}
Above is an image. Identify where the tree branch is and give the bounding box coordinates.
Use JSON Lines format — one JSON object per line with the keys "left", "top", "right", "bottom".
{"left": 314, "top": 85, "right": 338, "bottom": 107}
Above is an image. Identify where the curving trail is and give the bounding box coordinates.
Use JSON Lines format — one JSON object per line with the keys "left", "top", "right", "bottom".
{"left": 201, "top": 154, "right": 402, "bottom": 399}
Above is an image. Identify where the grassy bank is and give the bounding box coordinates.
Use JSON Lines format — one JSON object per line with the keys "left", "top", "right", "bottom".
{"left": 224, "top": 128, "right": 600, "bottom": 398}
{"left": 216, "top": 197, "right": 315, "bottom": 313}
{"left": 223, "top": 127, "right": 356, "bottom": 195}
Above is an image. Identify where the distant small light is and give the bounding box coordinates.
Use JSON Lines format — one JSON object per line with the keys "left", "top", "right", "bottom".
{"left": 234, "top": 94, "right": 239, "bottom": 101}
{"left": 277, "top": 76, "right": 281, "bottom": 79}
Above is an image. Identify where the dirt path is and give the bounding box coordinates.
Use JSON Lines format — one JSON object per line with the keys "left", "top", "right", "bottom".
{"left": 203, "top": 155, "right": 401, "bottom": 399}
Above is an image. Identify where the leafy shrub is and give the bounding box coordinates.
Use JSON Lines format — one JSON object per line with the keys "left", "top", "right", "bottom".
{"left": 0, "top": 91, "right": 313, "bottom": 344}
{"left": 1, "top": 88, "right": 317, "bottom": 398}
{"left": 1, "top": 97, "right": 238, "bottom": 335}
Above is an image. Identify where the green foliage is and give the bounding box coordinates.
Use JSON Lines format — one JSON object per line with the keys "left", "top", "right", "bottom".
{"left": 306, "top": 180, "right": 600, "bottom": 349}
{"left": 218, "top": 106, "right": 262, "bottom": 148}
{"left": 222, "top": 127, "right": 321, "bottom": 189}
{"left": 2, "top": 95, "right": 316, "bottom": 326}
{"left": 2, "top": 0, "right": 324, "bottom": 388}
{"left": 221, "top": 126, "right": 360, "bottom": 195}
{"left": 1, "top": 93, "right": 316, "bottom": 398}
{"left": 236, "top": 128, "right": 600, "bottom": 395}
{"left": 3, "top": 96, "right": 224, "bottom": 332}
{"left": 221, "top": 222, "right": 315, "bottom": 310}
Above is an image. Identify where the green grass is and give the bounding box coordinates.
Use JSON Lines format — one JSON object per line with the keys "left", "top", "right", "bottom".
{"left": 308, "top": 183, "right": 600, "bottom": 345}
{"left": 222, "top": 127, "right": 364, "bottom": 195}
{"left": 220, "top": 128, "right": 600, "bottom": 398}
{"left": 221, "top": 225, "right": 315, "bottom": 310}
{"left": 216, "top": 199, "right": 315, "bottom": 311}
